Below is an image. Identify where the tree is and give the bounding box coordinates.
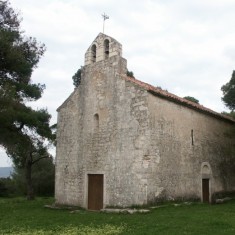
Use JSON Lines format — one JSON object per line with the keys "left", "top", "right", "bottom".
{"left": 0, "top": 1, "right": 54, "bottom": 199}
{"left": 12, "top": 157, "right": 55, "bottom": 197}
{"left": 221, "top": 71, "right": 235, "bottom": 111}
{"left": 72, "top": 67, "right": 82, "bottom": 87}
{"left": 0, "top": 177, "right": 15, "bottom": 197}
{"left": 221, "top": 72, "right": 235, "bottom": 184}
{"left": 127, "top": 69, "right": 135, "bottom": 78}
{"left": 6, "top": 134, "right": 55, "bottom": 200}
{"left": 183, "top": 96, "right": 199, "bottom": 104}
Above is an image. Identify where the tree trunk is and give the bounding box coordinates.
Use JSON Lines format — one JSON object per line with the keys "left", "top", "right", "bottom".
{"left": 25, "top": 158, "right": 34, "bottom": 200}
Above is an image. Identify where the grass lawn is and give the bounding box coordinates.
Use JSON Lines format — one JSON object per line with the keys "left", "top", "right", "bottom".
{"left": 0, "top": 197, "right": 235, "bottom": 235}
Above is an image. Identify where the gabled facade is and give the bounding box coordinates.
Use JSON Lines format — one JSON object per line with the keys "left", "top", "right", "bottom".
{"left": 55, "top": 33, "right": 235, "bottom": 210}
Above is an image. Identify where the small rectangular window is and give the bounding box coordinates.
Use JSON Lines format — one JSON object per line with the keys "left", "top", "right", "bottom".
{"left": 191, "top": 129, "right": 194, "bottom": 146}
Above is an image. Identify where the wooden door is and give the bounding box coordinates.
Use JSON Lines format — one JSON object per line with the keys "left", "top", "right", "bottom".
{"left": 88, "top": 174, "right": 103, "bottom": 210}
{"left": 202, "top": 179, "right": 209, "bottom": 203}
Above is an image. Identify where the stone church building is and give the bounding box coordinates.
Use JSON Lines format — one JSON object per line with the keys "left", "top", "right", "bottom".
{"left": 55, "top": 33, "right": 235, "bottom": 210}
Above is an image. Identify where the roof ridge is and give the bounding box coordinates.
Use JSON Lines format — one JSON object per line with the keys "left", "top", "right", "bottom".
{"left": 123, "top": 75, "right": 235, "bottom": 123}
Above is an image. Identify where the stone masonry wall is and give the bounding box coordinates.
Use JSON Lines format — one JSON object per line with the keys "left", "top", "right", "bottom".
{"left": 56, "top": 35, "right": 235, "bottom": 208}
{"left": 146, "top": 94, "right": 235, "bottom": 202}
{"left": 56, "top": 57, "right": 235, "bottom": 207}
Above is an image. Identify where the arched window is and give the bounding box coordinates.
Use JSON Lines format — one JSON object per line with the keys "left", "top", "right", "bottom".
{"left": 94, "top": 113, "right": 99, "bottom": 130}
{"left": 104, "top": 39, "right": 109, "bottom": 59}
{"left": 91, "top": 44, "right": 96, "bottom": 63}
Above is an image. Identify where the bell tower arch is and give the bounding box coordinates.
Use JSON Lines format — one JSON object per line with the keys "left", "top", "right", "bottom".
{"left": 85, "top": 33, "right": 123, "bottom": 65}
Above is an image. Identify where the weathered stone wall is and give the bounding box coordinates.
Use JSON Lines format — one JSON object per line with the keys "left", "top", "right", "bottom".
{"left": 55, "top": 34, "right": 235, "bottom": 208}
{"left": 55, "top": 90, "right": 83, "bottom": 205}
{"left": 145, "top": 94, "right": 235, "bottom": 202}
{"left": 56, "top": 56, "right": 234, "bottom": 207}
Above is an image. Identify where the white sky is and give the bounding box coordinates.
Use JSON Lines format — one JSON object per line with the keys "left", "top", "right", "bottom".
{"left": 1, "top": 0, "right": 235, "bottom": 166}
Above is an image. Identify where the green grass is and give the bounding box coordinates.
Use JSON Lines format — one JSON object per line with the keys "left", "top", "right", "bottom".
{"left": 0, "top": 197, "right": 235, "bottom": 235}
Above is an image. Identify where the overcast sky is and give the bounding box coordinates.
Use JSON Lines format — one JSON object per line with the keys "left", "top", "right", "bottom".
{"left": 1, "top": 0, "right": 235, "bottom": 167}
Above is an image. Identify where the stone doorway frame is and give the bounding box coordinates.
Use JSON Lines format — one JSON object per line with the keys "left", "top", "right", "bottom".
{"left": 201, "top": 162, "right": 212, "bottom": 203}
{"left": 85, "top": 171, "right": 106, "bottom": 210}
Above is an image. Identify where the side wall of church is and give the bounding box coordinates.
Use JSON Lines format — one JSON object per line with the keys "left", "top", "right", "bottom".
{"left": 143, "top": 93, "right": 235, "bottom": 202}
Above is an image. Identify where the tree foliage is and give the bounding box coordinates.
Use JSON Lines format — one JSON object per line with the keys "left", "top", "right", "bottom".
{"left": 0, "top": 177, "right": 15, "bottom": 197}
{"left": 72, "top": 67, "right": 82, "bottom": 87}
{"left": 0, "top": 1, "right": 55, "bottom": 199}
{"left": 0, "top": 158, "right": 55, "bottom": 197}
{"left": 221, "top": 71, "right": 235, "bottom": 111}
{"left": 12, "top": 157, "right": 55, "bottom": 196}
{"left": 127, "top": 69, "right": 135, "bottom": 78}
{"left": 183, "top": 96, "right": 199, "bottom": 104}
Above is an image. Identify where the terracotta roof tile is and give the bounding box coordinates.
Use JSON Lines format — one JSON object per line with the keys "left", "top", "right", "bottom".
{"left": 123, "top": 76, "right": 235, "bottom": 123}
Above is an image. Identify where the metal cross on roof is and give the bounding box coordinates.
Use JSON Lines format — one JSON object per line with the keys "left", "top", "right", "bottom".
{"left": 102, "top": 13, "right": 109, "bottom": 33}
